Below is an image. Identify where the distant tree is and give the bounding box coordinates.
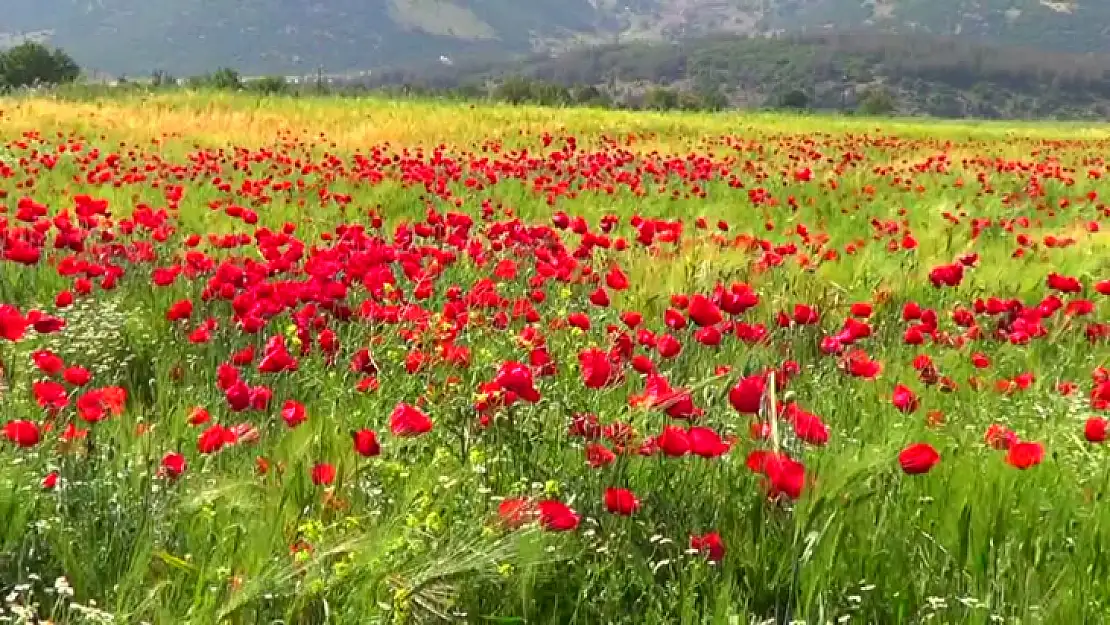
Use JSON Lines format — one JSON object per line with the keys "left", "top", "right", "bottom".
{"left": 677, "top": 90, "right": 706, "bottom": 111}
{"left": 532, "top": 81, "right": 570, "bottom": 106}
{"left": 0, "top": 42, "right": 80, "bottom": 88}
{"left": 185, "top": 74, "right": 210, "bottom": 89}
{"left": 453, "top": 81, "right": 487, "bottom": 99}
{"left": 780, "top": 89, "right": 809, "bottom": 109}
{"left": 643, "top": 86, "right": 679, "bottom": 111}
{"left": 495, "top": 76, "right": 536, "bottom": 104}
{"left": 858, "top": 86, "right": 897, "bottom": 115}
{"left": 209, "top": 67, "right": 242, "bottom": 90}
{"left": 150, "top": 69, "right": 176, "bottom": 87}
{"left": 570, "top": 83, "right": 605, "bottom": 106}
{"left": 693, "top": 84, "right": 728, "bottom": 111}
{"left": 689, "top": 72, "right": 726, "bottom": 108}
{"left": 249, "top": 76, "right": 288, "bottom": 95}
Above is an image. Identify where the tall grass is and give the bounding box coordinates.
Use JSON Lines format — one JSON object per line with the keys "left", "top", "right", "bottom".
{"left": 0, "top": 93, "right": 1108, "bottom": 624}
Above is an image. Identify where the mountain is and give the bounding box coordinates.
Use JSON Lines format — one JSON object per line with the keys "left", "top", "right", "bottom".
{"left": 2, "top": 0, "right": 1109, "bottom": 76}
{"left": 365, "top": 30, "right": 1110, "bottom": 120}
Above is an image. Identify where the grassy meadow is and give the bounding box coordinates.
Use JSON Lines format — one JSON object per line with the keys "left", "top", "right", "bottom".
{"left": 0, "top": 92, "right": 1109, "bottom": 624}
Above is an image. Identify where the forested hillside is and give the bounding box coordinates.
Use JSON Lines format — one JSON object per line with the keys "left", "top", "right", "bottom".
{"left": 364, "top": 32, "right": 1110, "bottom": 119}
{"left": 1, "top": 0, "right": 1108, "bottom": 76}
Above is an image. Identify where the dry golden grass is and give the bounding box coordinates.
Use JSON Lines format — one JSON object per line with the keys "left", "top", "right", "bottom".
{"left": 2, "top": 92, "right": 1109, "bottom": 152}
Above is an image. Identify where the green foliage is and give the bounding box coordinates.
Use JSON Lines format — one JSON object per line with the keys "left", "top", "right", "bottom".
{"left": 780, "top": 89, "right": 810, "bottom": 109}
{"left": 185, "top": 67, "right": 242, "bottom": 91}
{"left": 692, "top": 80, "right": 728, "bottom": 111}
{"left": 1, "top": 93, "right": 1110, "bottom": 623}
{"left": 16, "top": 26, "right": 1110, "bottom": 120}
{"left": 643, "top": 86, "right": 679, "bottom": 110}
{"left": 0, "top": 42, "right": 80, "bottom": 89}
{"left": 366, "top": 30, "right": 1110, "bottom": 119}
{"left": 494, "top": 75, "right": 539, "bottom": 104}
{"left": 858, "top": 86, "right": 897, "bottom": 115}
{"left": 5, "top": 0, "right": 1110, "bottom": 76}
{"left": 248, "top": 76, "right": 289, "bottom": 95}
{"left": 150, "top": 70, "right": 175, "bottom": 87}
{"left": 209, "top": 67, "right": 242, "bottom": 91}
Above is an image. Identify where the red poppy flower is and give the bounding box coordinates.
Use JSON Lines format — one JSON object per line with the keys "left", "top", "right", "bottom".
{"left": 33, "top": 380, "right": 68, "bottom": 412}
{"left": 984, "top": 424, "right": 1017, "bottom": 450}
{"left": 620, "top": 311, "right": 643, "bottom": 328}
{"left": 579, "top": 347, "right": 619, "bottom": 389}
{"left": 786, "top": 405, "right": 829, "bottom": 446}
{"left": 657, "top": 425, "right": 691, "bottom": 457}
{"left": 728, "top": 374, "right": 766, "bottom": 414}
{"left": 498, "top": 498, "right": 536, "bottom": 529}
{"left": 197, "top": 424, "right": 237, "bottom": 454}
{"left": 1085, "top": 417, "right": 1107, "bottom": 443}
{"left": 765, "top": 455, "right": 805, "bottom": 500}
{"left": 687, "top": 294, "right": 723, "bottom": 327}
{"left": 352, "top": 429, "right": 381, "bottom": 457}
{"left": 690, "top": 532, "right": 725, "bottom": 562}
{"left": 1005, "top": 441, "right": 1045, "bottom": 469}
{"left": 588, "top": 287, "right": 610, "bottom": 307}
{"left": 850, "top": 302, "right": 873, "bottom": 318}
{"left": 688, "top": 426, "right": 730, "bottom": 457}
{"left": 62, "top": 366, "right": 91, "bottom": 387}
{"left": 32, "top": 350, "right": 64, "bottom": 376}
{"left": 792, "top": 304, "right": 819, "bottom": 325}
{"left": 258, "top": 338, "right": 298, "bottom": 374}
{"left": 748, "top": 450, "right": 805, "bottom": 500}
{"left": 389, "top": 403, "right": 433, "bottom": 437}
{"left": 656, "top": 333, "right": 682, "bottom": 359}
{"left": 630, "top": 354, "right": 655, "bottom": 374}
{"left": 185, "top": 407, "right": 210, "bottom": 426}
{"left": 160, "top": 452, "right": 187, "bottom": 480}
{"left": 845, "top": 350, "right": 882, "bottom": 379}
{"left": 281, "top": 400, "right": 307, "bottom": 428}
{"left": 898, "top": 443, "right": 940, "bottom": 474}
{"left": 605, "top": 266, "right": 630, "bottom": 291}
{"left": 0, "top": 305, "right": 28, "bottom": 342}
{"left": 3, "top": 420, "right": 41, "bottom": 448}
{"left": 537, "top": 500, "right": 579, "bottom": 531}
{"left": 586, "top": 442, "right": 617, "bottom": 468}
{"left": 1046, "top": 273, "right": 1082, "bottom": 293}
{"left": 311, "top": 462, "right": 337, "bottom": 486}
{"left": 76, "top": 390, "right": 109, "bottom": 423}
{"left": 166, "top": 299, "right": 193, "bottom": 322}
{"left": 664, "top": 308, "right": 687, "bottom": 330}
{"left": 604, "top": 488, "right": 640, "bottom": 516}
{"left": 493, "top": 361, "right": 541, "bottom": 403}
{"left": 892, "top": 384, "right": 920, "bottom": 413}
{"left": 567, "top": 312, "right": 591, "bottom": 331}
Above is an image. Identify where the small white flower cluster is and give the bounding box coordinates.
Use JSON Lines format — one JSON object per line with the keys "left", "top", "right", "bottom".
{"left": 1, "top": 576, "right": 118, "bottom": 625}
{"left": 0, "top": 147, "right": 15, "bottom": 168}
{"left": 41, "top": 295, "right": 138, "bottom": 383}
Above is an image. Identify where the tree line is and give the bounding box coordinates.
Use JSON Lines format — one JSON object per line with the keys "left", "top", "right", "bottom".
{"left": 6, "top": 31, "right": 1110, "bottom": 119}
{"left": 0, "top": 42, "right": 80, "bottom": 90}
{"left": 0, "top": 38, "right": 896, "bottom": 115}
{"left": 360, "top": 31, "right": 1110, "bottom": 119}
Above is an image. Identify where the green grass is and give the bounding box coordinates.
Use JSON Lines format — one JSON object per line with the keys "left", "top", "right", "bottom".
{"left": 0, "top": 93, "right": 1108, "bottom": 624}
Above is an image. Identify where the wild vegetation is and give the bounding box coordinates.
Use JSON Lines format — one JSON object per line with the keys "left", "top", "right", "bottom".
{"left": 365, "top": 31, "right": 1110, "bottom": 119}
{"left": 3, "top": 0, "right": 1108, "bottom": 76}
{"left": 0, "top": 93, "right": 1108, "bottom": 624}
{"left": 0, "top": 42, "right": 79, "bottom": 91}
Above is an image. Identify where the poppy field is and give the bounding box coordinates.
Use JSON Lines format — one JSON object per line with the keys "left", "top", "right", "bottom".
{"left": 1, "top": 94, "right": 1109, "bottom": 624}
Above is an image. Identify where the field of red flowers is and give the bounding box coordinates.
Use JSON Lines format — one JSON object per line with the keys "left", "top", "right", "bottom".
{"left": 1, "top": 96, "right": 1109, "bottom": 624}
